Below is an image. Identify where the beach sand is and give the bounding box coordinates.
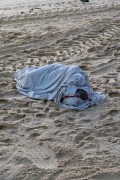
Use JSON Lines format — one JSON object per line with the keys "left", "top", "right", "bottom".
{"left": 0, "top": 0, "right": 120, "bottom": 179}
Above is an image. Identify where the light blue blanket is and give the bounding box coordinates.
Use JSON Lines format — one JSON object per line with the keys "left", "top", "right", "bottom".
{"left": 13, "top": 63, "right": 106, "bottom": 110}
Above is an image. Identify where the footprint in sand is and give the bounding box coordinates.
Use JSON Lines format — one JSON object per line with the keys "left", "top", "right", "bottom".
{"left": 18, "top": 141, "right": 57, "bottom": 169}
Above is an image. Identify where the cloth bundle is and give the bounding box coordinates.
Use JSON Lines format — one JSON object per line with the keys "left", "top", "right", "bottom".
{"left": 13, "top": 63, "right": 106, "bottom": 110}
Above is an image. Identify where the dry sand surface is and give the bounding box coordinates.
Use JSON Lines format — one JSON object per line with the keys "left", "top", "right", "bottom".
{"left": 0, "top": 0, "right": 120, "bottom": 179}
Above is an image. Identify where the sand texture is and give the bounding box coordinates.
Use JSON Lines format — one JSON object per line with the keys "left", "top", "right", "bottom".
{"left": 0, "top": 0, "right": 120, "bottom": 179}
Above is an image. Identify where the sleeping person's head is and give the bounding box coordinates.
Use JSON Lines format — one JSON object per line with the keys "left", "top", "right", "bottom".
{"left": 62, "top": 89, "right": 89, "bottom": 107}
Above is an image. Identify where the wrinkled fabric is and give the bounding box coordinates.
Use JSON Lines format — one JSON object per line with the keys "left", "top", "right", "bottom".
{"left": 13, "top": 63, "right": 106, "bottom": 110}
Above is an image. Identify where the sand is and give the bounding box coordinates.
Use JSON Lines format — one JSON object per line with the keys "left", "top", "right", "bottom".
{"left": 0, "top": 0, "right": 120, "bottom": 179}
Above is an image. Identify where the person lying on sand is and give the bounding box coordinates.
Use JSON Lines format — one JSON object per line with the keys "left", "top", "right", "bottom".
{"left": 13, "top": 63, "right": 106, "bottom": 111}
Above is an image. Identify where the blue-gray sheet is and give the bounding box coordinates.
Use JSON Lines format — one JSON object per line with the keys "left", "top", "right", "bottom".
{"left": 13, "top": 63, "right": 106, "bottom": 110}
